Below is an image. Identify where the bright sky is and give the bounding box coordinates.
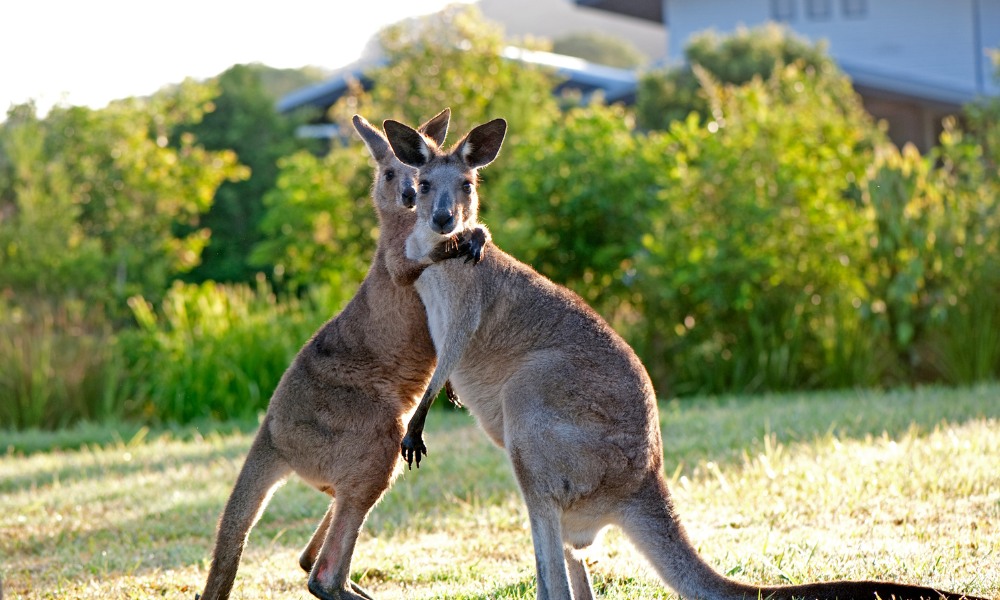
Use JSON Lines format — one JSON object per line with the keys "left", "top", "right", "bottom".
{"left": 0, "top": 0, "right": 471, "bottom": 117}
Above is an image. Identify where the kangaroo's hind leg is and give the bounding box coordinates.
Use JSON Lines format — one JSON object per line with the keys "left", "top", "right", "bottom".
{"left": 300, "top": 500, "right": 334, "bottom": 573}
{"left": 199, "top": 424, "right": 292, "bottom": 600}
{"left": 304, "top": 414, "right": 402, "bottom": 600}
{"left": 564, "top": 548, "right": 595, "bottom": 600}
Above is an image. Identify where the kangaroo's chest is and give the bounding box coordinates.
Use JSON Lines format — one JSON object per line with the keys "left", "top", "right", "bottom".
{"left": 413, "top": 267, "right": 456, "bottom": 354}
{"left": 414, "top": 263, "right": 507, "bottom": 447}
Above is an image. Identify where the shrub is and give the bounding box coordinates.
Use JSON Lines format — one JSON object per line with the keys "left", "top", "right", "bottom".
{"left": 633, "top": 63, "right": 883, "bottom": 395}
{"left": 114, "top": 278, "right": 335, "bottom": 423}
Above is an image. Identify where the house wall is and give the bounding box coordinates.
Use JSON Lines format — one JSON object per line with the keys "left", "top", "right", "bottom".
{"left": 664, "top": 0, "right": 998, "bottom": 98}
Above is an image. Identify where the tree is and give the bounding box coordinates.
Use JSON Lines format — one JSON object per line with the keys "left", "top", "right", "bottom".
{"left": 0, "top": 81, "right": 245, "bottom": 309}
{"left": 176, "top": 64, "right": 321, "bottom": 284}
{"left": 636, "top": 23, "right": 834, "bottom": 130}
{"left": 254, "top": 5, "right": 561, "bottom": 294}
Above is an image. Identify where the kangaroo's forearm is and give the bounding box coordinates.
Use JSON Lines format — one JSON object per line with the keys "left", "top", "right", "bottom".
{"left": 406, "top": 389, "right": 436, "bottom": 438}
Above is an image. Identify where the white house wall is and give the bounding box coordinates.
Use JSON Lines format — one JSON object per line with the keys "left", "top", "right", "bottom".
{"left": 665, "top": 0, "right": 999, "bottom": 100}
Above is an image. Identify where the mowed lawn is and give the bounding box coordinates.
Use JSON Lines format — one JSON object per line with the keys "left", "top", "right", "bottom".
{"left": 2, "top": 385, "right": 998, "bottom": 599}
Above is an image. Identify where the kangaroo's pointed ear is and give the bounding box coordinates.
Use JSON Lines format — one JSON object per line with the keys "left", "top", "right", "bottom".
{"left": 417, "top": 108, "right": 450, "bottom": 148}
{"left": 456, "top": 118, "right": 506, "bottom": 169}
{"left": 384, "top": 119, "right": 432, "bottom": 168}
{"left": 352, "top": 115, "right": 390, "bottom": 161}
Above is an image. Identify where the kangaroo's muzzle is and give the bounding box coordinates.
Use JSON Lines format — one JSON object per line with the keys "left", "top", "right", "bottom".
{"left": 401, "top": 185, "right": 416, "bottom": 209}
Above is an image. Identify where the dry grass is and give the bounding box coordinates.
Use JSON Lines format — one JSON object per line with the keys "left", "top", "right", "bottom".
{"left": 1, "top": 386, "right": 998, "bottom": 599}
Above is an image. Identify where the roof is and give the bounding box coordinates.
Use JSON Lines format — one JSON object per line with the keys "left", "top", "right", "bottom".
{"left": 572, "top": 0, "right": 663, "bottom": 23}
{"left": 276, "top": 47, "right": 638, "bottom": 116}
{"left": 841, "top": 61, "right": 979, "bottom": 108}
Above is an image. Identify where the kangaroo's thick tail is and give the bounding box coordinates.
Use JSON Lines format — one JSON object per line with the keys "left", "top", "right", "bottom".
{"left": 198, "top": 423, "right": 291, "bottom": 600}
{"left": 619, "top": 473, "right": 988, "bottom": 600}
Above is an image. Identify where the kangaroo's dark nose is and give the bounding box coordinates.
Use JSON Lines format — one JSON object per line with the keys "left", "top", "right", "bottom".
{"left": 432, "top": 209, "right": 455, "bottom": 233}
{"left": 401, "top": 186, "right": 416, "bottom": 208}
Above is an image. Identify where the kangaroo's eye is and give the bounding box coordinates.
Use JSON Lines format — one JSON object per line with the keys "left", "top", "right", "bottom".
{"left": 419, "top": 181, "right": 430, "bottom": 194}
{"left": 462, "top": 181, "right": 473, "bottom": 194}
{"left": 384, "top": 169, "right": 395, "bottom": 181}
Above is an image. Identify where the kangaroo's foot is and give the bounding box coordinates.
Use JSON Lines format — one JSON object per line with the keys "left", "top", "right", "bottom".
{"left": 307, "top": 578, "right": 375, "bottom": 600}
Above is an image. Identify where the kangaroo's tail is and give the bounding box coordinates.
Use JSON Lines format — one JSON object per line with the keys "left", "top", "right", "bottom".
{"left": 197, "top": 422, "right": 291, "bottom": 600}
{"left": 618, "top": 473, "right": 987, "bottom": 600}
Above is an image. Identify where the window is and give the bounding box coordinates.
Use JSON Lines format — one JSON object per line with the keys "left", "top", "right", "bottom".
{"left": 841, "top": 0, "right": 867, "bottom": 18}
{"left": 771, "top": 0, "right": 797, "bottom": 21}
{"left": 806, "top": 0, "right": 832, "bottom": 20}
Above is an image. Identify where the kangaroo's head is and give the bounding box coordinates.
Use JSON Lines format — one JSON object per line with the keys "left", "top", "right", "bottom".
{"left": 352, "top": 109, "right": 451, "bottom": 215}
{"left": 383, "top": 117, "right": 506, "bottom": 241}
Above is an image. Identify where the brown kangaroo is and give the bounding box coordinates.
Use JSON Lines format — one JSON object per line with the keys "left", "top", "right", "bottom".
{"left": 382, "top": 116, "right": 989, "bottom": 600}
{"left": 197, "top": 109, "right": 487, "bottom": 600}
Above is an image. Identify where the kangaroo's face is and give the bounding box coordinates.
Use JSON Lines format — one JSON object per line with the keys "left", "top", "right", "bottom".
{"left": 384, "top": 116, "right": 507, "bottom": 242}
{"left": 353, "top": 109, "right": 452, "bottom": 216}
{"left": 372, "top": 157, "right": 419, "bottom": 215}
{"left": 414, "top": 158, "right": 479, "bottom": 237}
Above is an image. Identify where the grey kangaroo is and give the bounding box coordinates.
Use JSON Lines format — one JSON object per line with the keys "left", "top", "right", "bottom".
{"left": 197, "top": 110, "right": 487, "bottom": 600}
{"left": 382, "top": 116, "right": 988, "bottom": 600}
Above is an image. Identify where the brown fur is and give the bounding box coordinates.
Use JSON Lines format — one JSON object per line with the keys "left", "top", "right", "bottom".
{"left": 197, "top": 110, "right": 484, "bottom": 600}
{"left": 384, "top": 117, "right": 989, "bottom": 600}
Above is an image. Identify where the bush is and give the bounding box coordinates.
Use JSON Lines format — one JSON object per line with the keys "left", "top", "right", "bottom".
{"left": 491, "top": 103, "right": 658, "bottom": 320}
{"left": 114, "top": 278, "right": 336, "bottom": 423}
{"left": 633, "top": 63, "right": 883, "bottom": 395}
{"left": 636, "top": 24, "right": 834, "bottom": 131}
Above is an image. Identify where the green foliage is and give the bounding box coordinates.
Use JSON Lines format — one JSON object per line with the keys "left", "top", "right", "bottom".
{"left": 0, "top": 83, "right": 246, "bottom": 309}
{"left": 633, "top": 64, "right": 883, "bottom": 394}
{"left": 355, "top": 4, "right": 559, "bottom": 140}
{"left": 115, "top": 278, "right": 333, "bottom": 423}
{"left": 490, "top": 103, "right": 656, "bottom": 318}
{"left": 177, "top": 64, "right": 321, "bottom": 284}
{"left": 636, "top": 23, "right": 834, "bottom": 130}
{"left": 255, "top": 5, "right": 560, "bottom": 290}
{"left": 551, "top": 31, "right": 647, "bottom": 68}
{"left": 251, "top": 146, "right": 375, "bottom": 298}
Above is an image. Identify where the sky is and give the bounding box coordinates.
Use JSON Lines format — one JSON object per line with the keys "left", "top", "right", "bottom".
{"left": 0, "top": 0, "right": 471, "bottom": 117}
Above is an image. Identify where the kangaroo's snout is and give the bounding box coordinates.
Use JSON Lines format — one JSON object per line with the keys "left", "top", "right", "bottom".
{"left": 401, "top": 185, "right": 416, "bottom": 208}
{"left": 431, "top": 208, "right": 455, "bottom": 234}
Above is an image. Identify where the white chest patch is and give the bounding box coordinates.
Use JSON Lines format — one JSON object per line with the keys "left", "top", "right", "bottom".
{"left": 414, "top": 266, "right": 453, "bottom": 353}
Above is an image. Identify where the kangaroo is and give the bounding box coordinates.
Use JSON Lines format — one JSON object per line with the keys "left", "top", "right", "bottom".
{"left": 197, "top": 109, "right": 488, "bottom": 600}
{"left": 382, "top": 116, "right": 989, "bottom": 600}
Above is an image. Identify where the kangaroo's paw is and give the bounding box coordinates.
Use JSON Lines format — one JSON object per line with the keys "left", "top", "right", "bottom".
{"left": 400, "top": 432, "right": 427, "bottom": 469}
{"left": 459, "top": 226, "right": 489, "bottom": 264}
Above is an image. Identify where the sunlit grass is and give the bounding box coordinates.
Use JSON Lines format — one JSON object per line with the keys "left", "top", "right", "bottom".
{"left": 1, "top": 386, "right": 998, "bottom": 599}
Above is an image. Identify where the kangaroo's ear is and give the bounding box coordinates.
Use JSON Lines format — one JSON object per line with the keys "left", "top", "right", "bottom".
{"left": 352, "top": 115, "right": 390, "bottom": 161}
{"left": 417, "top": 108, "right": 450, "bottom": 148}
{"left": 384, "top": 119, "right": 432, "bottom": 168}
{"left": 456, "top": 118, "right": 506, "bottom": 169}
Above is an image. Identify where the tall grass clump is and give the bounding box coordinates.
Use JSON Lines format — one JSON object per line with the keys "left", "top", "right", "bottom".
{"left": 0, "top": 297, "right": 116, "bottom": 429}
{"left": 114, "top": 277, "right": 334, "bottom": 423}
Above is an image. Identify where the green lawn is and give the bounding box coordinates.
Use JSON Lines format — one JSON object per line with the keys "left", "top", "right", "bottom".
{"left": 2, "top": 385, "right": 998, "bottom": 599}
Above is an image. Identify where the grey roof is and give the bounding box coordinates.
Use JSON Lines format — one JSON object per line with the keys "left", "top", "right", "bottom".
{"left": 276, "top": 47, "right": 638, "bottom": 115}
{"left": 841, "top": 61, "right": 979, "bottom": 108}
{"left": 572, "top": 0, "right": 663, "bottom": 23}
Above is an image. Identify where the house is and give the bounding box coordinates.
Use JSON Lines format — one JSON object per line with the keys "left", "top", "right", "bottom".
{"left": 277, "top": 48, "right": 638, "bottom": 140}
{"left": 575, "top": 0, "right": 1000, "bottom": 150}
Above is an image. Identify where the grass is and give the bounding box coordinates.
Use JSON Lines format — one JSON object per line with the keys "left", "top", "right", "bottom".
{"left": 1, "top": 385, "right": 998, "bottom": 599}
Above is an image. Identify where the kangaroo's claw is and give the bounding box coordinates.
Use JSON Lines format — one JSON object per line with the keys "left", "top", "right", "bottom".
{"left": 401, "top": 433, "right": 427, "bottom": 469}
